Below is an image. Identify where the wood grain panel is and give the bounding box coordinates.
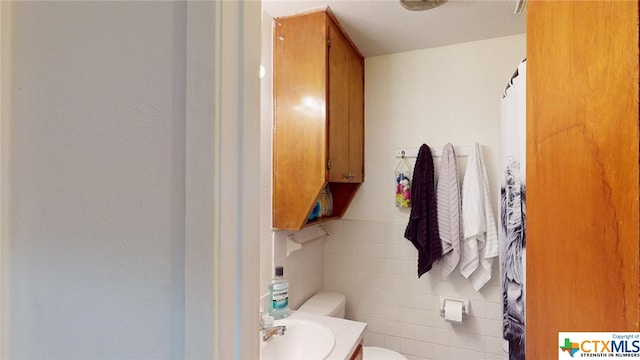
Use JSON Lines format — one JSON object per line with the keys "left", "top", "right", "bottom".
{"left": 349, "top": 343, "right": 363, "bottom": 360}
{"left": 348, "top": 41, "right": 364, "bottom": 182}
{"left": 328, "top": 21, "right": 351, "bottom": 182}
{"left": 273, "top": 12, "right": 328, "bottom": 229}
{"left": 328, "top": 19, "right": 364, "bottom": 183}
{"left": 526, "top": 1, "right": 639, "bottom": 359}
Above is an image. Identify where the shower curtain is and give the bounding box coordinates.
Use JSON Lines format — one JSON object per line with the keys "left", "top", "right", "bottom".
{"left": 500, "top": 59, "right": 526, "bottom": 360}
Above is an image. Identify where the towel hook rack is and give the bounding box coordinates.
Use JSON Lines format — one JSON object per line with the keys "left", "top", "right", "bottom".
{"left": 395, "top": 146, "right": 473, "bottom": 158}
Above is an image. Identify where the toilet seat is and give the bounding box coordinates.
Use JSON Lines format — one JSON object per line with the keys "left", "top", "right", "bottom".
{"left": 363, "top": 346, "right": 408, "bottom": 360}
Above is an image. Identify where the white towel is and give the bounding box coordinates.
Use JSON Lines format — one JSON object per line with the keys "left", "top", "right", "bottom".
{"left": 437, "top": 143, "right": 461, "bottom": 279}
{"left": 460, "top": 143, "right": 499, "bottom": 290}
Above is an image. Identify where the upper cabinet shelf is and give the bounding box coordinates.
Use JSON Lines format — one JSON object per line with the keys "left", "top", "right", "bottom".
{"left": 272, "top": 8, "right": 365, "bottom": 230}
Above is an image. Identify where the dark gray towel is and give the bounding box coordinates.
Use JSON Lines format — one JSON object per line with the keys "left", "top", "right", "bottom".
{"left": 404, "top": 144, "right": 442, "bottom": 277}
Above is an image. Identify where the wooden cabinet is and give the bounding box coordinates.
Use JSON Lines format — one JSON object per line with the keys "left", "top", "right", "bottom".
{"left": 349, "top": 342, "right": 363, "bottom": 360}
{"left": 272, "top": 8, "right": 364, "bottom": 230}
{"left": 526, "top": 2, "right": 639, "bottom": 359}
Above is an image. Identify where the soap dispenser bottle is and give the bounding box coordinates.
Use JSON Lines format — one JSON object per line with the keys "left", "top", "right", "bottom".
{"left": 269, "top": 266, "right": 290, "bottom": 320}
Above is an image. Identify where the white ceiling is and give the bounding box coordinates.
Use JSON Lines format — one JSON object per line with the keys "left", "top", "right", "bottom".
{"left": 261, "top": 0, "right": 526, "bottom": 57}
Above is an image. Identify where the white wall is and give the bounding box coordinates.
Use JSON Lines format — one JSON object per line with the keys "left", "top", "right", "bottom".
{"left": 348, "top": 35, "right": 526, "bottom": 222}
{"left": 260, "top": 10, "right": 276, "bottom": 310}
{"left": 0, "top": 3, "right": 11, "bottom": 356}
{"left": 324, "top": 34, "right": 526, "bottom": 360}
{"left": 6, "top": 2, "right": 185, "bottom": 358}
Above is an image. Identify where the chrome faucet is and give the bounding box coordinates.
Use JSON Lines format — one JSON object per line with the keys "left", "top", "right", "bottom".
{"left": 260, "top": 313, "right": 286, "bottom": 341}
{"left": 261, "top": 325, "right": 287, "bottom": 341}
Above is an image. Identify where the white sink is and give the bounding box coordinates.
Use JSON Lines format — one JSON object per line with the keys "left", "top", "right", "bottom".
{"left": 260, "top": 318, "right": 336, "bottom": 360}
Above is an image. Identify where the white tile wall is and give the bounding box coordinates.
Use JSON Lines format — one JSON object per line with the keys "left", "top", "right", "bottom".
{"left": 323, "top": 219, "right": 505, "bottom": 360}
{"left": 272, "top": 225, "right": 326, "bottom": 310}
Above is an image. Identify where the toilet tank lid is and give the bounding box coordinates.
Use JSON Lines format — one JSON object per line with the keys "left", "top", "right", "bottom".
{"left": 298, "top": 291, "right": 346, "bottom": 316}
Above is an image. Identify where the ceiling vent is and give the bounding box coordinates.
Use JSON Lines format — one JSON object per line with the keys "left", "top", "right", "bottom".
{"left": 399, "top": 0, "right": 447, "bottom": 11}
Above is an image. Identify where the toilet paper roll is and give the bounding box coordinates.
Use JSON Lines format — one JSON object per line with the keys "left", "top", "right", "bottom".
{"left": 444, "top": 300, "right": 463, "bottom": 323}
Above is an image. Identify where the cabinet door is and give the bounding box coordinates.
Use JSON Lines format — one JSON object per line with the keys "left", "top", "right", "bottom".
{"left": 349, "top": 343, "right": 363, "bottom": 360}
{"left": 328, "top": 22, "right": 351, "bottom": 182}
{"left": 272, "top": 12, "right": 329, "bottom": 230}
{"left": 328, "top": 21, "right": 364, "bottom": 183}
{"left": 347, "top": 40, "right": 364, "bottom": 183}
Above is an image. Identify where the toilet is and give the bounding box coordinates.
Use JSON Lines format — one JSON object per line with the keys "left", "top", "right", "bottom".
{"left": 298, "top": 292, "right": 409, "bottom": 360}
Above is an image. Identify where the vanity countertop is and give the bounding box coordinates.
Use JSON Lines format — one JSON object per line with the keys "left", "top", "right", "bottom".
{"left": 282, "top": 310, "right": 367, "bottom": 360}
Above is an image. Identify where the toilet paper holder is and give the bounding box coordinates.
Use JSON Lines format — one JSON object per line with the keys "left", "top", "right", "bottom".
{"left": 439, "top": 297, "right": 470, "bottom": 317}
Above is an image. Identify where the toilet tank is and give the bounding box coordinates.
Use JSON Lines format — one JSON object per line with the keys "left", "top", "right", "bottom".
{"left": 297, "top": 291, "right": 346, "bottom": 318}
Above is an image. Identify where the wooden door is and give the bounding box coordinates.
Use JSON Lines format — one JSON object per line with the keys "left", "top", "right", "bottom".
{"left": 328, "top": 19, "right": 364, "bottom": 183}
{"left": 347, "top": 37, "right": 364, "bottom": 183}
{"left": 526, "top": 1, "right": 639, "bottom": 359}
{"left": 328, "top": 20, "right": 351, "bottom": 183}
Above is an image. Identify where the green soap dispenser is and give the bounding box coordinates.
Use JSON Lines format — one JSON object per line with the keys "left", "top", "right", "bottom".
{"left": 269, "top": 266, "right": 290, "bottom": 320}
